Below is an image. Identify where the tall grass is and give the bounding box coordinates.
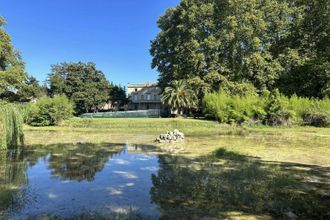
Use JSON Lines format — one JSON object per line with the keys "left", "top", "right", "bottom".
{"left": 0, "top": 102, "right": 24, "bottom": 149}
{"left": 286, "top": 95, "right": 330, "bottom": 119}
{"left": 203, "top": 90, "right": 266, "bottom": 124}
{"left": 204, "top": 90, "right": 330, "bottom": 127}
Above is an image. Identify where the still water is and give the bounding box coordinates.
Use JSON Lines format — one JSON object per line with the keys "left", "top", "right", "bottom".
{"left": 1, "top": 143, "right": 328, "bottom": 219}
{"left": 0, "top": 144, "right": 161, "bottom": 219}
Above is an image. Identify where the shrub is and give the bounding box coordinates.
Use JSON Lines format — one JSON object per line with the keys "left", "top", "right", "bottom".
{"left": 0, "top": 101, "right": 24, "bottom": 149}
{"left": 204, "top": 90, "right": 265, "bottom": 124}
{"left": 302, "top": 113, "right": 329, "bottom": 127}
{"left": 204, "top": 89, "right": 329, "bottom": 127}
{"left": 287, "top": 95, "right": 330, "bottom": 127}
{"left": 263, "top": 89, "right": 293, "bottom": 126}
{"left": 26, "top": 95, "right": 74, "bottom": 126}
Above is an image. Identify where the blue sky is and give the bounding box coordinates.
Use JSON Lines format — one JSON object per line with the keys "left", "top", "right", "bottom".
{"left": 0, "top": 0, "right": 179, "bottom": 86}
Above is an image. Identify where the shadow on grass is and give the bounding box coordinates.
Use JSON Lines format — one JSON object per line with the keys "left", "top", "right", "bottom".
{"left": 151, "top": 148, "right": 330, "bottom": 219}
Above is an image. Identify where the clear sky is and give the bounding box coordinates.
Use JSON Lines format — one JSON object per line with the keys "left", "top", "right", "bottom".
{"left": 0, "top": 0, "right": 180, "bottom": 86}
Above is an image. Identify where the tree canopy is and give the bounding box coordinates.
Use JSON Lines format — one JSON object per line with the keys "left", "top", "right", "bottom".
{"left": 109, "top": 84, "right": 127, "bottom": 107}
{"left": 0, "top": 17, "right": 26, "bottom": 96}
{"left": 151, "top": 0, "right": 329, "bottom": 98}
{"left": 48, "top": 62, "right": 111, "bottom": 114}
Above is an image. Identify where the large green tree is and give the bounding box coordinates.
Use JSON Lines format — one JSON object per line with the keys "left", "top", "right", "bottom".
{"left": 276, "top": 0, "right": 330, "bottom": 98}
{"left": 0, "top": 75, "right": 46, "bottom": 102}
{"left": 151, "top": 0, "right": 329, "bottom": 98}
{"left": 48, "top": 62, "right": 110, "bottom": 114}
{"left": 151, "top": 0, "right": 295, "bottom": 91}
{"left": 0, "top": 17, "right": 26, "bottom": 96}
{"left": 108, "top": 83, "right": 127, "bottom": 108}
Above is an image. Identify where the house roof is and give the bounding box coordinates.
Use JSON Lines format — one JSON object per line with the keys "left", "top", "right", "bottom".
{"left": 127, "top": 82, "right": 158, "bottom": 88}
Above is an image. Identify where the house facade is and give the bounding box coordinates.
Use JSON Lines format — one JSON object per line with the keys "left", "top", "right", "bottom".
{"left": 127, "top": 83, "right": 165, "bottom": 111}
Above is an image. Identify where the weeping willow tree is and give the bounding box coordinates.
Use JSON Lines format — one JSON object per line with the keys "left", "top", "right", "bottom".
{"left": 0, "top": 102, "right": 24, "bottom": 150}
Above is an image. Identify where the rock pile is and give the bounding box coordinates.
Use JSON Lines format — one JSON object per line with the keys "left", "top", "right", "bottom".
{"left": 155, "top": 129, "right": 185, "bottom": 143}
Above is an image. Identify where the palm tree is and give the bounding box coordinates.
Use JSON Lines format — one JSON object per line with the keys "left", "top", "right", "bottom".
{"left": 161, "top": 80, "right": 197, "bottom": 116}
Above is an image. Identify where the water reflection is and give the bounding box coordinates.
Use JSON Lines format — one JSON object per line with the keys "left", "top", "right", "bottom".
{"left": 0, "top": 143, "right": 159, "bottom": 219}
{"left": 1, "top": 144, "right": 329, "bottom": 219}
{"left": 0, "top": 150, "right": 27, "bottom": 214}
{"left": 48, "top": 144, "right": 123, "bottom": 182}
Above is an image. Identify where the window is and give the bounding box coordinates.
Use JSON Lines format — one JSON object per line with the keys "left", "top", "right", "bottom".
{"left": 154, "top": 94, "right": 158, "bottom": 100}
{"left": 141, "top": 95, "right": 144, "bottom": 100}
{"left": 147, "top": 94, "right": 151, "bottom": 101}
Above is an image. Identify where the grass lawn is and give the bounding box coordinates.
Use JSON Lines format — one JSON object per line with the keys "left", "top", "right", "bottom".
{"left": 23, "top": 118, "right": 330, "bottom": 219}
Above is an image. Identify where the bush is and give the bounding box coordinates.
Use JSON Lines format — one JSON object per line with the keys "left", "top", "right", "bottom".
{"left": 263, "top": 89, "right": 293, "bottom": 126}
{"left": 203, "top": 89, "right": 329, "bottom": 127}
{"left": 302, "top": 113, "right": 329, "bottom": 127}
{"left": 26, "top": 95, "right": 74, "bottom": 126}
{"left": 204, "top": 90, "right": 265, "bottom": 124}
{"left": 287, "top": 95, "right": 330, "bottom": 127}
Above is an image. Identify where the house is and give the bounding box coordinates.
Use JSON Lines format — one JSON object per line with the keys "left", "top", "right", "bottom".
{"left": 127, "top": 83, "right": 165, "bottom": 112}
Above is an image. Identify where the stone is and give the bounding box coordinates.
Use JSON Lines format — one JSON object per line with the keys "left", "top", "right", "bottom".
{"left": 285, "top": 211, "right": 298, "bottom": 220}
{"left": 155, "top": 129, "right": 185, "bottom": 143}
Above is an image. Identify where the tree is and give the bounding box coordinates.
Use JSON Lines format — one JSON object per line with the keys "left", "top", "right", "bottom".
{"left": 161, "top": 80, "right": 197, "bottom": 116}
{"left": 151, "top": 0, "right": 295, "bottom": 92}
{"left": 277, "top": 59, "right": 330, "bottom": 98}
{"left": 151, "top": 0, "right": 329, "bottom": 99}
{"left": 109, "top": 84, "right": 127, "bottom": 109}
{"left": 0, "top": 75, "right": 47, "bottom": 102}
{"left": 48, "top": 62, "right": 110, "bottom": 115}
{"left": 276, "top": 0, "right": 330, "bottom": 98}
{"left": 0, "top": 101, "right": 24, "bottom": 149}
{"left": 18, "top": 75, "right": 46, "bottom": 101}
{"left": 0, "top": 16, "right": 26, "bottom": 96}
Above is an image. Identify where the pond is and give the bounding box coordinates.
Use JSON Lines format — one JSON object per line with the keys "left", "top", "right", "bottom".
{"left": 0, "top": 143, "right": 161, "bottom": 219}
{"left": 0, "top": 143, "right": 329, "bottom": 219}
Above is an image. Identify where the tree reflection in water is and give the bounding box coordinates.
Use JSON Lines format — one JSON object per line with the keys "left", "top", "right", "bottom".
{"left": 0, "top": 149, "right": 28, "bottom": 214}
{"left": 47, "top": 143, "right": 124, "bottom": 182}
{"left": 0, "top": 143, "right": 124, "bottom": 215}
{"left": 151, "top": 150, "right": 330, "bottom": 219}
